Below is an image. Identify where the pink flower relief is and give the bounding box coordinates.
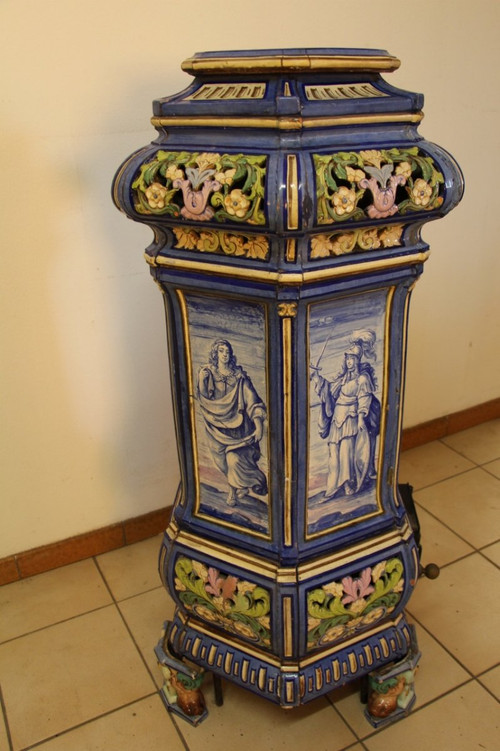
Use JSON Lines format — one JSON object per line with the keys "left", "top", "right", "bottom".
{"left": 341, "top": 568, "right": 375, "bottom": 605}
{"left": 205, "top": 567, "right": 238, "bottom": 601}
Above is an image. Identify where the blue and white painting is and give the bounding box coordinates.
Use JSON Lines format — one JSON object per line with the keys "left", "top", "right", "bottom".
{"left": 307, "top": 289, "right": 388, "bottom": 535}
{"left": 184, "top": 294, "right": 270, "bottom": 536}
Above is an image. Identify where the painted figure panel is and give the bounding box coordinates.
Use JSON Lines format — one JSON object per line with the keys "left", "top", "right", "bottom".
{"left": 307, "top": 290, "right": 388, "bottom": 535}
{"left": 184, "top": 294, "right": 270, "bottom": 537}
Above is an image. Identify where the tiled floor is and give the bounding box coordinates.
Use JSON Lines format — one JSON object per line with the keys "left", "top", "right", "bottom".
{"left": 1, "top": 420, "right": 499, "bottom": 750}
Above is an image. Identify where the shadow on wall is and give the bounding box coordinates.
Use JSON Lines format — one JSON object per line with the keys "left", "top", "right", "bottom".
{"left": 2, "top": 80, "right": 183, "bottom": 556}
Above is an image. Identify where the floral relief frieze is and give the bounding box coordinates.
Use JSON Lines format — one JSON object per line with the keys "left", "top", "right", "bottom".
{"left": 307, "top": 558, "right": 405, "bottom": 650}
{"left": 314, "top": 147, "right": 444, "bottom": 226}
{"left": 172, "top": 226, "right": 269, "bottom": 260}
{"left": 132, "top": 150, "right": 266, "bottom": 225}
{"left": 310, "top": 224, "right": 404, "bottom": 259}
{"left": 174, "top": 556, "right": 272, "bottom": 649}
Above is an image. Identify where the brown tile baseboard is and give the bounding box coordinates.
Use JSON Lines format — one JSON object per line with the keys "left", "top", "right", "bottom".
{"left": 1, "top": 398, "right": 499, "bottom": 587}
{"left": 400, "top": 397, "right": 500, "bottom": 451}
{"left": 0, "top": 507, "right": 172, "bottom": 586}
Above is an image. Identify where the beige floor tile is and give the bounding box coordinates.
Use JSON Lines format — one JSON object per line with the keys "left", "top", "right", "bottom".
{"left": 483, "top": 458, "right": 500, "bottom": 479}
{"left": 442, "top": 419, "right": 500, "bottom": 464}
{"left": 118, "top": 587, "right": 175, "bottom": 687}
{"left": 30, "top": 695, "right": 185, "bottom": 751}
{"left": 331, "top": 621, "right": 469, "bottom": 738}
{"left": 414, "top": 468, "right": 500, "bottom": 548}
{"left": 177, "top": 679, "right": 356, "bottom": 751}
{"left": 97, "top": 535, "right": 163, "bottom": 601}
{"left": 0, "top": 606, "right": 156, "bottom": 750}
{"left": 482, "top": 541, "right": 500, "bottom": 566}
{"left": 415, "top": 505, "right": 474, "bottom": 568}
{"left": 407, "top": 554, "right": 500, "bottom": 675}
{"left": 0, "top": 559, "right": 112, "bottom": 643}
{"left": 398, "top": 441, "right": 474, "bottom": 490}
{"left": 479, "top": 665, "right": 500, "bottom": 700}
{"left": 364, "top": 681, "right": 500, "bottom": 751}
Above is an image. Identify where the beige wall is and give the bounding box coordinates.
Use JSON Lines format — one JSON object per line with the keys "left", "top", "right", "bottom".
{"left": 1, "top": 0, "right": 499, "bottom": 557}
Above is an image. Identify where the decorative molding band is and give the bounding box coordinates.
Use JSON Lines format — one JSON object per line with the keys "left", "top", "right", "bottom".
{"left": 310, "top": 224, "right": 404, "bottom": 259}
{"left": 2, "top": 401, "right": 498, "bottom": 586}
{"left": 181, "top": 53, "right": 401, "bottom": 75}
{"left": 172, "top": 226, "right": 269, "bottom": 260}
{"left": 151, "top": 112, "right": 423, "bottom": 131}
{"left": 149, "top": 250, "right": 430, "bottom": 284}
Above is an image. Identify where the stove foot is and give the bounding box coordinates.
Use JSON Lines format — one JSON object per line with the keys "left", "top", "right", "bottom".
{"left": 155, "top": 621, "right": 208, "bottom": 726}
{"left": 365, "top": 624, "right": 421, "bottom": 728}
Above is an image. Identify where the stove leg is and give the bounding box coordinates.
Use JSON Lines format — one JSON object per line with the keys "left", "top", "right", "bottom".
{"left": 364, "top": 625, "right": 421, "bottom": 728}
{"left": 213, "top": 673, "right": 224, "bottom": 706}
{"left": 155, "top": 621, "right": 209, "bottom": 726}
{"left": 360, "top": 675, "right": 369, "bottom": 704}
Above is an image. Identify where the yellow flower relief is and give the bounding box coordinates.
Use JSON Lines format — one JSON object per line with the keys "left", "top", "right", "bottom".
{"left": 145, "top": 182, "right": 168, "bottom": 209}
{"left": 395, "top": 161, "right": 412, "bottom": 180}
{"left": 411, "top": 178, "right": 433, "bottom": 206}
{"left": 215, "top": 168, "right": 236, "bottom": 186}
{"left": 359, "top": 150, "right": 383, "bottom": 168}
{"left": 224, "top": 189, "right": 251, "bottom": 218}
{"left": 346, "top": 166, "right": 366, "bottom": 183}
{"left": 196, "top": 152, "right": 220, "bottom": 171}
{"left": 332, "top": 186, "right": 356, "bottom": 216}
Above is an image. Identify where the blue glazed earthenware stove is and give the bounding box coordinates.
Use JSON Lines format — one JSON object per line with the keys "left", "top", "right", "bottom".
{"left": 112, "top": 48, "right": 463, "bottom": 727}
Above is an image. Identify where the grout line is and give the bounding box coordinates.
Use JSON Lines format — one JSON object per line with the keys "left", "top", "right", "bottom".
{"left": 342, "top": 741, "right": 370, "bottom": 751}
{"left": 405, "top": 610, "right": 477, "bottom": 679}
{"left": 413, "top": 496, "right": 484, "bottom": 555}
{"left": 438, "top": 434, "right": 500, "bottom": 467}
{"left": 326, "top": 689, "right": 363, "bottom": 744}
{"left": 477, "top": 547, "right": 500, "bottom": 570}
{"left": 92, "top": 558, "right": 161, "bottom": 689}
{"left": 480, "top": 462, "right": 500, "bottom": 481}
{"left": 169, "top": 712, "right": 191, "bottom": 751}
{"left": 476, "top": 665, "right": 500, "bottom": 704}
{"left": 404, "top": 464, "right": 480, "bottom": 494}
{"left": 0, "top": 683, "right": 14, "bottom": 751}
{"left": 113, "top": 584, "right": 165, "bottom": 605}
{"left": 18, "top": 693, "right": 159, "bottom": 751}
{"left": 0, "top": 602, "right": 116, "bottom": 648}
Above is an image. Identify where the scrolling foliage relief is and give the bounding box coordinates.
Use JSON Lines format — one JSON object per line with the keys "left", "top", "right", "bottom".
{"left": 314, "top": 147, "right": 444, "bottom": 225}
{"left": 132, "top": 150, "right": 266, "bottom": 225}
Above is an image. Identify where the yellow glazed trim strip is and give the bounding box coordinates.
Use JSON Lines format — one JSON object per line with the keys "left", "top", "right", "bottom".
{"left": 282, "top": 316, "right": 293, "bottom": 546}
{"left": 172, "top": 521, "right": 412, "bottom": 582}
{"left": 151, "top": 112, "right": 423, "bottom": 130}
{"left": 181, "top": 54, "right": 401, "bottom": 75}
{"left": 149, "top": 251, "right": 430, "bottom": 284}
{"left": 283, "top": 597, "right": 293, "bottom": 657}
{"left": 287, "top": 155, "right": 299, "bottom": 230}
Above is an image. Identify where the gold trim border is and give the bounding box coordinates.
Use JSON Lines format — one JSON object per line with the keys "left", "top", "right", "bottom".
{"left": 176, "top": 290, "right": 273, "bottom": 541}
{"left": 151, "top": 112, "right": 423, "bottom": 131}
{"left": 304, "top": 286, "right": 392, "bottom": 540}
{"left": 168, "top": 520, "right": 412, "bottom": 583}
